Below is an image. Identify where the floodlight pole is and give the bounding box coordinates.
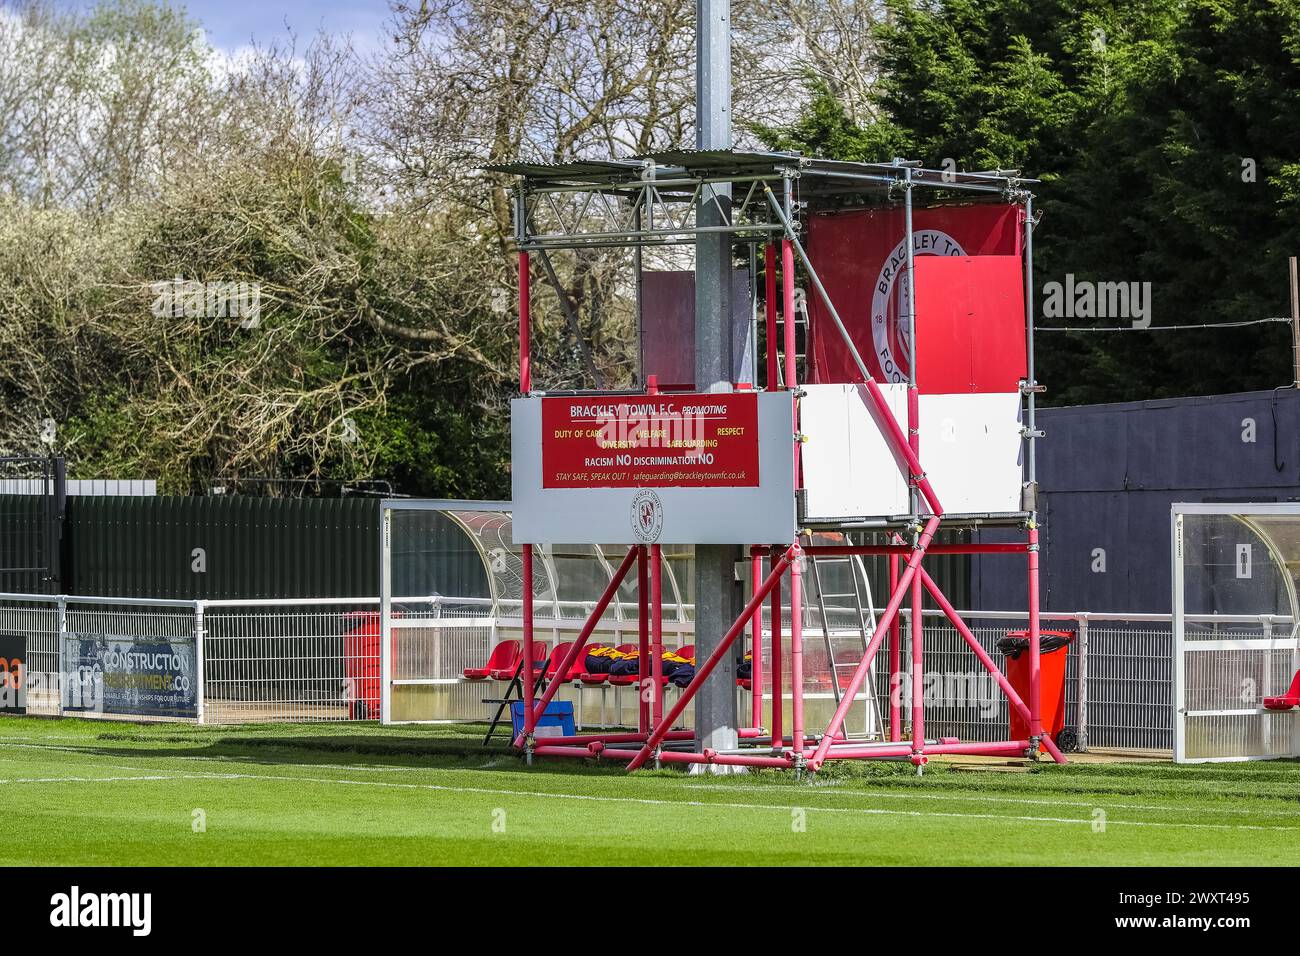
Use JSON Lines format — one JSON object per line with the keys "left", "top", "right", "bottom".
{"left": 518, "top": 230, "right": 536, "bottom": 755}
{"left": 693, "top": 0, "right": 741, "bottom": 764}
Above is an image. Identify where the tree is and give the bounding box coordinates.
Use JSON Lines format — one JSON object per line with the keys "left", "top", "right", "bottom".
{"left": 768, "top": 0, "right": 1300, "bottom": 405}
{"left": 0, "top": 5, "right": 515, "bottom": 494}
{"left": 0, "top": 0, "right": 899, "bottom": 494}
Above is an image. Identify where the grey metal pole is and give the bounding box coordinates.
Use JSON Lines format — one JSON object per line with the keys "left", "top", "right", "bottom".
{"left": 903, "top": 167, "right": 918, "bottom": 518}
{"left": 56, "top": 594, "right": 66, "bottom": 716}
{"left": 695, "top": 0, "right": 733, "bottom": 394}
{"left": 693, "top": 0, "right": 740, "bottom": 764}
{"left": 1024, "top": 195, "right": 1038, "bottom": 489}
{"left": 903, "top": 168, "right": 917, "bottom": 389}
{"left": 635, "top": 205, "right": 645, "bottom": 386}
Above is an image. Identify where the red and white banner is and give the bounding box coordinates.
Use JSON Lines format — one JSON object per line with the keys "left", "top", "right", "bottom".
{"left": 541, "top": 393, "right": 760, "bottom": 489}
{"left": 806, "top": 204, "right": 1024, "bottom": 389}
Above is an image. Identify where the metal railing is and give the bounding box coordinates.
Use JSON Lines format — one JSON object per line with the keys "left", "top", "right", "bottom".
{"left": 201, "top": 598, "right": 382, "bottom": 723}
{"left": 1, "top": 590, "right": 1266, "bottom": 754}
{"left": 887, "top": 609, "right": 1176, "bottom": 751}
{"left": 1174, "top": 613, "right": 1298, "bottom": 762}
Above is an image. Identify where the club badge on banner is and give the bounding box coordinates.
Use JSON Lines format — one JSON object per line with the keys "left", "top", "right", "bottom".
{"left": 806, "top": 204, "right": 1023, "bottom": 386}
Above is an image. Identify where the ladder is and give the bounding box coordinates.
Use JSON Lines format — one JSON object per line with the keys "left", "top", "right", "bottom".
{"left": 809, "top": 533, "right": 887, "bottom": 739}
{"left": 775, "top": 288, "right": 810, "bottom": 387}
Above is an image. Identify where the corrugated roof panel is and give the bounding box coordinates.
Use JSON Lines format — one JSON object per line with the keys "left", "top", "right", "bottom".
{"left": 481, "top": 158, "right": 645, "bottom": 180}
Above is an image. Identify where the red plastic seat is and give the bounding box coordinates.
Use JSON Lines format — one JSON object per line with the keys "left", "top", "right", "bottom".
{"left": 464, "top": 640, "right": 520, "bottom": 681}
{"left": 1264, "top": 670, "right": 1300, "bottom": 711}
{"left": 492, "top": 642, "right": 548, "bottom": 681}
{"left": 545, "top": 642, "right": 586, "bottom": 682}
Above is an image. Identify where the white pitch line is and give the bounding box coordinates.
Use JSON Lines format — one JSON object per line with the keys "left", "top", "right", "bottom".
{"left": 7, "top": 738, "right": 1295, "bottom": 820}
{"left": 100, "top": 765, "right": 1298, "bottom": 832}
{"left": 681, "top": 781, "right": 1300, "bottom": 818}
{"left": 0, "top": 740, "right": 497, "bottom": 775}
{"left": 3, "top": 739, "right": 1297, "bottom": 831}
{"left": 0, "top": 775, "right": 183, "bottom": 784}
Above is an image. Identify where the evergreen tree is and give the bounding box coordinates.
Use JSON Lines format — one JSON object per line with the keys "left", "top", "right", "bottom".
{"left": 768, "top": 0, "right": 1300, "bottom": 404}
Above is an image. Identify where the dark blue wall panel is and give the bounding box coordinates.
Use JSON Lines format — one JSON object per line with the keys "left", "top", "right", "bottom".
{"left": 975, "top": 390, "right": 1300, "bottom": 613}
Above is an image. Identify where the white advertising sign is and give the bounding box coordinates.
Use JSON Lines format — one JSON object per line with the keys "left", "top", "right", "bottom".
{"left": 511, "top": 392, "right": 795, "bottom": 545}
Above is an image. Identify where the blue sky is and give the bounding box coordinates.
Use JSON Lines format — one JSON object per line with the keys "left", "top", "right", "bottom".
{"left": 73, "top": 1, "right": 396, "bottom": 52}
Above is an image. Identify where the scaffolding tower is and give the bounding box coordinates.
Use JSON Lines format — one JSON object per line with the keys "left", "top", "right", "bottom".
{"left": 492, "top": 148, "right": 1063, "bottom": 773}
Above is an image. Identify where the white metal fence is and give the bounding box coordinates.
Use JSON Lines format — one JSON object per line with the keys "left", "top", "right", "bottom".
{"left": 201, "top": 598, "right": 383, "bottom": 723}
{"left": 1171, "top": 504, "right": 1300, "bottom": 762}
{"left": 2, "top": 590, "right": 1268, "bottom": 755}
{"left": 1173, "top": 613, "right": 1298, "bottom": 762}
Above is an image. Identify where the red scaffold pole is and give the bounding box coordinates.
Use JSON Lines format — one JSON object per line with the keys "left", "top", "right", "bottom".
{"left": 637, "top": 545, "right": 650, "bottom": 734}
{"left": 518, "top": 250, "right": 531, "bottom": 394}
{"left": 809, "top": 515, "right": 940, "bottom": 770}
{"left": 782, "top": 238, "right": 797, "bottom": 393}
{"left": 626, "top": 547, "right": 795, "bottom": 771}
{"left": 790, "top": 543, "right": 805, "bottom": 755}
{"left": 650, "top": 543, "right": 664, "bottom": 730}
{"left": 918, "top": 567, "right": 1066, "bottom": 764}
{"left": 516, "top": 546, "right": 639, "bottom": 746}
{"left": 769, "top": 544, "right": 784, "bottom": 748}
{"left": 909, "top": 567, "right": 924, "bottom": 764}
{"left": 750, "top": 549, "right": 763, "bottom": 729}
{"left": 888, "top": 550, "right": 901, "bottom": 742}
{"left": 522, "top": 544, "right": 536, "bottom": 739}
{"left": 782, "top": 234, "right": 802, "bottom": 501}
{"left": 764, "top": 243, "right": 778, "bottom": 391}
{"left": 1028, "top": 523, "right": 1044, "bottom": 741}
{"left": 908, "top": 366, "right": 921, "bottom": 765}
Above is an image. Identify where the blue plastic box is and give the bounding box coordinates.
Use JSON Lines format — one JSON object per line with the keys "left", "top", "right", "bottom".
{"left": 510, "top": 700, "right": 576, "bottom": 739}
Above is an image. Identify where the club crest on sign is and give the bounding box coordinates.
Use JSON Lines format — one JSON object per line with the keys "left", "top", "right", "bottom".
{"left": 872, "top": 229, "right": 965, "bottom": 383}
{"left": 630, "top": 489, "right": 664, "bottom": 543}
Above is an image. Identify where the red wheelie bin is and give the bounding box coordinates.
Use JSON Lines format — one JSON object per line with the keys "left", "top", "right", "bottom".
{"left": 998, "top": 630, "right": 1074, "bottom": 744}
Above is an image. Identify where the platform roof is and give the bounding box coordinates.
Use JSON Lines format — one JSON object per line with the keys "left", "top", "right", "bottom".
{"left": 484, "top": 148, "right": 1037, "bottom": 197}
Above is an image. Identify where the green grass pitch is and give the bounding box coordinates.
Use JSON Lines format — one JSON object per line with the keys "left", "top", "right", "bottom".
{"left": 1, "top": 715, "right": 1298, "bottom": 866}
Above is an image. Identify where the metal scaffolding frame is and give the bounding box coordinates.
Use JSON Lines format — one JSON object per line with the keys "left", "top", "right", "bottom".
{"left": 493, "top": 148, "right": 1061, "bottom": 773}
